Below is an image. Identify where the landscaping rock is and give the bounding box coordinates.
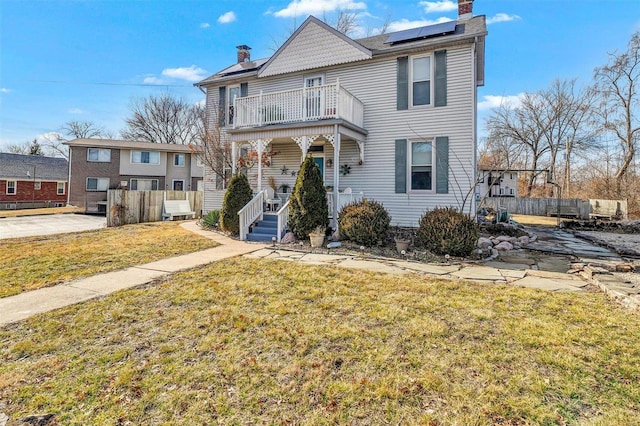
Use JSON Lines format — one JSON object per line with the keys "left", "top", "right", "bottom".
{"left": 21, "top": 414, "right": 55, "bottom": 425}
{"left": 517, "top": 235, "right": 530, "bottom": 245}
{"left": 477, "top": 237, "right": 493, "bottom": 249}
{"left": 494, "top": 241, "right": 514, "bottom": 251}
{"left": 281, "top": 232, "right": 296, "bottom": 244}
{"left": 495, "top": 235, "right": 513, "bottom": 242}
{"left": 0, "top": 412, "right": 8, "bottom": 426}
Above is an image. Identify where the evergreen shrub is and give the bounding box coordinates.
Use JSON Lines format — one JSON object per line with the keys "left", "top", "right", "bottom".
{"left": 220, "top": 173, "right": 253, "bottom": 235}
{"left": 417, "top": 207, "right": 478, "bottom": 257}
{"left": 338, "top": 199, "right": 391, "bottom": 246}
{"left": 288, "top": 156, "right": 329, "bottom": 239}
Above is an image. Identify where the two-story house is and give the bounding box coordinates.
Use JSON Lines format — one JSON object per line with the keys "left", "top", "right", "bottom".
{"left": 196, "top": 0, "right": 486, "bottom": 235}
{"left": 64, "top": 139, "right": 204, "bottom": 213}
{"left": 0, "top": 153, "right": 68, "bottom": 210}
{"left": 478, "top": 169, "right": 519, "bottom": 198}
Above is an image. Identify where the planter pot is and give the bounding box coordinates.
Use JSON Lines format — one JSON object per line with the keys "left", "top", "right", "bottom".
{"left": 395, "top": 239, "right": 410, "bottom": 253}
{"left": 309, "top": 234, "right": 325, "bottom": 248}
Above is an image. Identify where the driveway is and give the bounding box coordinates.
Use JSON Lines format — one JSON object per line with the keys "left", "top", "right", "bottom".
{"left": 0, "top": 214, "right": 106, "bottom": 239}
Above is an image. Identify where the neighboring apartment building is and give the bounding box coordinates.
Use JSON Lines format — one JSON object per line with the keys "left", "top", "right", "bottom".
{"left": 195, "top": 0, "right": 486, "bottom": 228}
{"left": 64, "top": 139, "right": 204, "bottom": 212}
{"left": 477, "top": 169, "right": 519, "bottom": 198}
{"left": 0, "top": 153, "right": 68, "bottom": 210}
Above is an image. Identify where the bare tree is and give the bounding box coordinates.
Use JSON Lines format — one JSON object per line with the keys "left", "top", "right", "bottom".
{"left": 593, "top": 32, "right": 640, "bottom": 196}
{"left": 190, "top": 104, "right": 234, "bottom": 189}
{"left": 61, "top": 120, "right": 105, "bottom": 139}
{"left": 121, "top": 93, "right": 201, "bottom": 145}
{"left": 333, "top": 10, "right": 359, "bottom": 36}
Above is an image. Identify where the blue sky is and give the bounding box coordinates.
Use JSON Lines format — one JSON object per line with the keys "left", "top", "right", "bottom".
{"left": 1, "top": 0, "right": 639, "bottom": 151}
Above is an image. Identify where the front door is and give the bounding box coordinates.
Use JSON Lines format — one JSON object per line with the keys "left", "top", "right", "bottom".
{"left": 228, "top": 86, "right": 241, "bottom": 125}
{"left": 173, "top": 180, "right": 184, "bottom": 191}
{"left": 313, "top": 157, "right": 324, "bottom": 180}
{"left": 304, "top": 75, "right": 323, "bottom": 118}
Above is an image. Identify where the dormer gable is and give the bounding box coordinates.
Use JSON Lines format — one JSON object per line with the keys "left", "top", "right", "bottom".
{"left": 257, "top": 16, "right": 372, "bottom": 78}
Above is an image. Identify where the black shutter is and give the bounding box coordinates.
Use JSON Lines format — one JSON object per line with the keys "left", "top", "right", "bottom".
{"left": 434, "top": 50, "right": 447, "bottom": 107}
{"left": 397, "top": 57, "right": 409, "bottom": 110}
{"left": 240, "top": 82, "right": 248, "bottom": 97}
{"left": 435, "top": 136, "right": 449, "bottom": 194}
{"left": 218, "top": 86, "right": 226, "bottom": 127}
{"left": 395, "top": 139, "right": 407, "bottom": 193}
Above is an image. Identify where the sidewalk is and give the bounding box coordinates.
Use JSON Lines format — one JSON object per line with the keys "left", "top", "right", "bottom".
{"left": 0, "top": 222, "right": 265, "bottom": 326}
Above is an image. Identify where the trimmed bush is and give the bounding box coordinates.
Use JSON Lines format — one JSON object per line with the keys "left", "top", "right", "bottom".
{"left": 288, "top": 155, "right": 329, "bottom": 239}
{"left": 203, "top": 210, "right": 220, "bottom": 228}
{"left": 417, "top": 207, "right": 478, "bottom": 257}
{"left": 338, "top": 199, "right": 391, "bottom": 246}
{"left": 220, "top": 173, "right": 253, "bottom": 235}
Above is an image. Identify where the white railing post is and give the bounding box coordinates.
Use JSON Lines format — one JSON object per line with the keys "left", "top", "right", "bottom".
{"left": 275, "top": 200, "right": 290, "bottom": 242}
{"left": 258, "top": 90, "right": 263, "bottom": 126}
{"left": 237, "top": 191, "right": 265, "bottom": 241}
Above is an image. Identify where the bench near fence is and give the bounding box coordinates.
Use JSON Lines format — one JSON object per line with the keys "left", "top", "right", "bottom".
{"left": 162, "top": 199, "right": 196, "bottom": 221}
{"left": 546, "top": 205, "right": 580, "bottom": 218}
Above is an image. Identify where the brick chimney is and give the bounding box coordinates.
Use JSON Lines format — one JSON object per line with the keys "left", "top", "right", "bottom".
{"left": 236, "top": 45, "right": 251, "bottom": 63}
{"left": 458, "top": 0, "right": 473, "bottom": 20}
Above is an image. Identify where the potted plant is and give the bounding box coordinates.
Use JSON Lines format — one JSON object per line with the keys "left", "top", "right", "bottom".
{"left": 309, "top": 225, "right": 326, "bottom": 248}
{"left": 394, "top": 226, "right": 412, "bottom": 253}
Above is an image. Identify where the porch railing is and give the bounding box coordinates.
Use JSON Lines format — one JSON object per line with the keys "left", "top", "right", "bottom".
{"left": 327, "top": 190, "right": 364, "bottom": 218}
{"left": 234, "top": 82, "right": 364, "bottom": 129}
{"left": 238, "top": 191, "right": 264, "bottom": 241}
{"left": 275, "top": 200, "right": 290, "bottom": 243}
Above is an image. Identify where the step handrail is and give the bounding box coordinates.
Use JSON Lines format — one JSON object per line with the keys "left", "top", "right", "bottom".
{"left": 275, "top": 200, "right": 290, "bottom": 242}
{"left": 238, "top": 191, "right": 265, "bottom": 241}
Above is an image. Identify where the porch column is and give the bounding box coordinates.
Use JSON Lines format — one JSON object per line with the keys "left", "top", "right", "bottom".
{"left": 249, "top": 138, "right": 272, "bottom": 192}
{"left": 231, "top": 141, "right": 237, "bottom": 175}
{"left": 292, "top": 135, "right": 319, "bottom": 162}
{"left": 325, "top": 126, "right": 340, "bottom": 226}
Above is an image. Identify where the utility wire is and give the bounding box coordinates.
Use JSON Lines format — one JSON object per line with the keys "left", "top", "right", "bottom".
{"left": 26, "top": 79, "right": 193, "bottom": 88}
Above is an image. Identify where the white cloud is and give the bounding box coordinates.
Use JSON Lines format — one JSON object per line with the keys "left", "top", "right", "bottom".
{"left": 419, "top": 1, "right": 457, "bottom": 14}
{"left": 67, "top": 108, "right": 87, "bottom": 114}
{"left": 161, "top": 66, "right": 207, "bottom": 82}
{"left": 387, "top": 17, "right": 452, "bottom": 32}
{"left": 36, "top": 132, "right": 64, "bottom": 143}
{"left": 0, "top": 88, "right": 10, "bottom": 93}
{"left": 217, "top": 11, "right": 236, "bottom": 24}
{"left": 200, "top": 22, "right": 211, "bottom": 29}
{"left": 273, "top": 0, "right": 367, "bottom": 18}
{"left": 486, "top": 13, "right": 521, "bottom": 25}
{"left": 477, "top": 94, "right": 525, "bottom": 111}
{"left": 143, "top": 76, "right": 165, "bottom": 85}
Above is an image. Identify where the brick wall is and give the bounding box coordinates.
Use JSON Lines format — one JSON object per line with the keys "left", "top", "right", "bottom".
{"left": 68, "top": 147, "right": 121, "bottom": 209}
{"left": 0, "top": 179, "right": 67, "bottom": 206}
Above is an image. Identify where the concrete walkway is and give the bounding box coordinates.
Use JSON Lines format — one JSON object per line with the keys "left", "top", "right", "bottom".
{"left": 0, "top": 222, "right": 266, "bottom": 326}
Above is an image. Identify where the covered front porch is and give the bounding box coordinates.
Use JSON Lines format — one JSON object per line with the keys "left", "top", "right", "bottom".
{"left": 229, "top": 122, "right": 367, "bottom": 241}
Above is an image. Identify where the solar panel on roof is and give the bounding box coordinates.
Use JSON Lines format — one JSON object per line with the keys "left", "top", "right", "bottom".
{"left": 385, "top": 20, "right": 457, "bottom": 44}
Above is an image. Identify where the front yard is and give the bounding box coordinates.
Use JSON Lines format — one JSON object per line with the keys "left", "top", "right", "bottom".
{"left": 1, "top": 257, "right": 639, "bottom": 424}
{"left": 0, "top": 222, "right": 218, "bottom": 298}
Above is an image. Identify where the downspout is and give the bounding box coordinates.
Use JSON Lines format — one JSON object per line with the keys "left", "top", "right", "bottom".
{"left": 67, "top": 147, "right": 72, "bottom": 207}
{"left": 471, "top": 36, "right": 478, "bottom": 218}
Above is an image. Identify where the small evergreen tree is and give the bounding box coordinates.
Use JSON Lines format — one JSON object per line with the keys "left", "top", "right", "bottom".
{"left": 220, "top": 173, "right": 253, "bottom": 235}
{"left": 288, "top": 155, "right": 329, "bottom": 239}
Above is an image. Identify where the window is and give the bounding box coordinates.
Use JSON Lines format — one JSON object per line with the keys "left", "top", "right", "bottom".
{"left": 509, "top": 188, "right": 515, "bottom": 195}
{"left": 57, "top": 182, "right": 65, "bottom": 195}
{"left": 130, "top": 179, "right": 158, "bottom": 190}
{"left": 411, "top": 56, "right": 431, "bottom": 106}
{"left": 131, "top": 151, "right": 160, "bottom": 164}
{"left": 410, "top": 141, "right": 433, "bottom": 190}
{"left": 174, "top": 154, "right": 185, "bottom": 167}
{"left": 86, "top": 177, "right": 109, "bottom": 191}
{"left": 87, "top": 148, "right": 111, "bottom": 162}
{"left": 499, "top": 187, "right": 505, "bottom": 195}
{"left": 34, "top": 181, "right": 41, "bottom": 190}
{"left": 6, "top": 181, "right": 16, "bottom": 195}
{"left": 196, "top": 158, "right": 204, "bottom": 167}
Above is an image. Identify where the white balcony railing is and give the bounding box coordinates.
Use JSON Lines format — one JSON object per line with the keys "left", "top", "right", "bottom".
{"left": 233, "top": 81, "right": 364, "bottom": 129}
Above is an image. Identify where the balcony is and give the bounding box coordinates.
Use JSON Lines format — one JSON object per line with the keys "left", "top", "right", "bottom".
{"left": 232, "top": 82, "right": 364, "bottom": 129}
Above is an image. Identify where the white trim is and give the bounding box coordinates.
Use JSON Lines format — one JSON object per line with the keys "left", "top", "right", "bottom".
{"left": 408, "top": 139, "right": 435, "bottom": 193}
{"left": 174, "top": 153, "right": 185, "bottom": 167}
{"left": 6, "top": 180, "right": 16, "bottom": 195}
{"left": 130, "top": 150, "right": 160, "bottom": 165}
{"left": 228, "top": 84, "right": 241, "bottom": 126}
{"left": 56, "top": 181, "right": 65, "bottom": 195}
{"left": 87, "top": 148, "right": 111, "bottom": 162}
{"left": 409, "top": 54, "right": 433, "bottom": 108}
{"left": 34, "top": 181, "right": 42, "bottom": 190}
{"left": 86, "top": 177, "right": 109, "bottom": 191}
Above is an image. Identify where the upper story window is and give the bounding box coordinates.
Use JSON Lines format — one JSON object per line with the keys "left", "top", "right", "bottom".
{"left": 174, "top": 154, "right": 185, "bottom": 167}
{"left": 228, "top": 85, "right": 241, "bottom": 125}
{"left": 57, "top": 182, "right": 65, "bottom": 195}
{"left": 410, "top": 140, "right": 434, "bottom": 191}
{"left": 6, "top": 181, "right": 16, "bottom": 195}
{"left": 411, "top": 55, "right": 432, "bottom": 107}
{"left": 131, "top": 151, "right": 160, "bottom": 165}
{"left": 87, "top": 148, "right": 111, "bottom": 162}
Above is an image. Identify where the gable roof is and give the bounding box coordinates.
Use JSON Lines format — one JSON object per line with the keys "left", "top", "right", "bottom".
{"left": 257, "top": 16, "right": 372, "bottom": 78}
{"left": 0, "top": 153, "right": 68, "bottom": 181}
{"left": 195, "top": 15, "right": 486, "bottom": 86}
{"left": 64, "top": 138, "right": 196, "bottom": 153}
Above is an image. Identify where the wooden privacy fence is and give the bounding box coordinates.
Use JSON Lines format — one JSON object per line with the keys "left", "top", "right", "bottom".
{"left": 480, "top": 197, "right": 627, "bottom": 220}
{"left": 107, "top": 190, "right": 203, "bottom": 227}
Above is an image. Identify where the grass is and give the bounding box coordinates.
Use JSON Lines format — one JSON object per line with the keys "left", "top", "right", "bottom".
{"left": 0, "top": 206, "right": 83, "bottom": 218}
{"left": 1, "top": 257, "right": 638, "bottom": 424}
{"left": 0, "top": 222, "right": 218, "bottom": 298}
